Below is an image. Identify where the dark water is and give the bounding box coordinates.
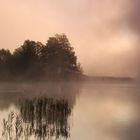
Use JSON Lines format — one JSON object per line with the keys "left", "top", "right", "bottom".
{"left": 0, "top": 82, "right": 140, "bottom": 140}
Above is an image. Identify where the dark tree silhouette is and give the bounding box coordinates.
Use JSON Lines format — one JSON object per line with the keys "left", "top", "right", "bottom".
{"left": 41, "top": 34, "right": 82, "bottom": 79}
{"left": 0, "top": 34, "right": 82, "bottom": 81}
{"left": 0, "top": 49, "right": 11, "bottom": 63}
{"left": 12, "top": 40, "right": 45, "bottom": 79}
{"left": 0, "top": 49, "right": 12, "bottom": 80}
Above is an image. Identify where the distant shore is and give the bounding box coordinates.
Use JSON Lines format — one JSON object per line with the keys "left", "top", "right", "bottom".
{"left": 0, "top": 74, "right": 135, "bottom": 83}
{"left": 82, "top": 75, "right": 134, "bottom": 82}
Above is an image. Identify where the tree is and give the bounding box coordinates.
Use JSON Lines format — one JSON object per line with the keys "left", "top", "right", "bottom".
{"left": 0, "top": 49, "right": 11, "bottom": 63}
{"left": 12, "top": 40, "right": 44, "bottom": 79}
{"left": 0, "top": 34, "right": 82, "bottom": 81}
{"left": 41, "top": 34, "right": 82, "bottom": 78}
{"left": 0, "top": 49, "right": 12, "bottom": 79}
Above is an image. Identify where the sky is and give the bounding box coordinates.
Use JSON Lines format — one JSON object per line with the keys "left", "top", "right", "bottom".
{"left": 0, "top": 0, "right": 139, "bottom": 77}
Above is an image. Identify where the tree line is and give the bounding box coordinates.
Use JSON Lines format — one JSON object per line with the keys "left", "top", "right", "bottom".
{"left": 0, "top": 34, "right": 82, "bottom": 81}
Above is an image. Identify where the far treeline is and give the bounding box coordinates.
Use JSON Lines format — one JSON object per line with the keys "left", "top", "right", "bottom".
{"left": 0, "top": 34, "right": 83, "bottom": 81}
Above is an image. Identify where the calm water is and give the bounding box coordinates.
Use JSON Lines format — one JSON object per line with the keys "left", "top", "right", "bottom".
{"left": 0, "top": 82, "right": 139, "bottom": 140}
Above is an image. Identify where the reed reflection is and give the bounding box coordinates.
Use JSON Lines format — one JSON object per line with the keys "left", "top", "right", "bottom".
{"left": 2, "top": 97, "right": 71, "bottom": 140}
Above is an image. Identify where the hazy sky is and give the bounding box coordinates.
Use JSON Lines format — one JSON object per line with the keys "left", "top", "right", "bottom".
{"left": 0, "top": 0, "right": 139, "bottom": 76}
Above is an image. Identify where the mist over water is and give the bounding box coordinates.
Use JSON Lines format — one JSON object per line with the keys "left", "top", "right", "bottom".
{"left": 0, "top": 82, "right": 81, "bottom": 140}
{"left": 0, "top": 1, "right": 140, "bottom": 140}
{"left": 0, "top": 81, "right": 140, "bottom": 140}
{"left": 1, "top": 1, "right": 140, "bottom": 139}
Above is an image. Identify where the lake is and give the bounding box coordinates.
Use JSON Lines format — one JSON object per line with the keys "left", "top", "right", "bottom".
{"left": 0, "top": 81, "right": 139, "bottom": 140}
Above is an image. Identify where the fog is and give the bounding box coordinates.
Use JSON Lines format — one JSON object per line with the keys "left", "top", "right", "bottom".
{"left": 126, "top": 0, "right": 140, "bottom": 78}
{"left": 1, "top": 82, "right": 140, "bottom": 140}
{"left": 0, "top": 0, "right": 139, "bottom": 77}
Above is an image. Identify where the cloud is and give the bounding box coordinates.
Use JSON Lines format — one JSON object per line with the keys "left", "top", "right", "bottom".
{"left": 124, "top": 0, "right": 140, "bottom": 77}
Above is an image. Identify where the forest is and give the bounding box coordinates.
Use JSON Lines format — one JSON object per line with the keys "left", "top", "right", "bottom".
{"left": 0, "top": 34, "right": 82, "bottom": 81}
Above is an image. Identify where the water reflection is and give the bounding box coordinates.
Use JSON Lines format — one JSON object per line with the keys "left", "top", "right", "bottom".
{"left": 70, "top": 83, "right": 140, "bottom": 140}
{"left": 0, "top": 82, "right": 81, "bottom": 110}
{"left": 2, "top": 82, "right": 140, "bottom": 140}
{"left": 2, "top": 97, "right": 71, "bottom": 140}
{"left": 0, "top": 82, "right": 81, "bottom": 140}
